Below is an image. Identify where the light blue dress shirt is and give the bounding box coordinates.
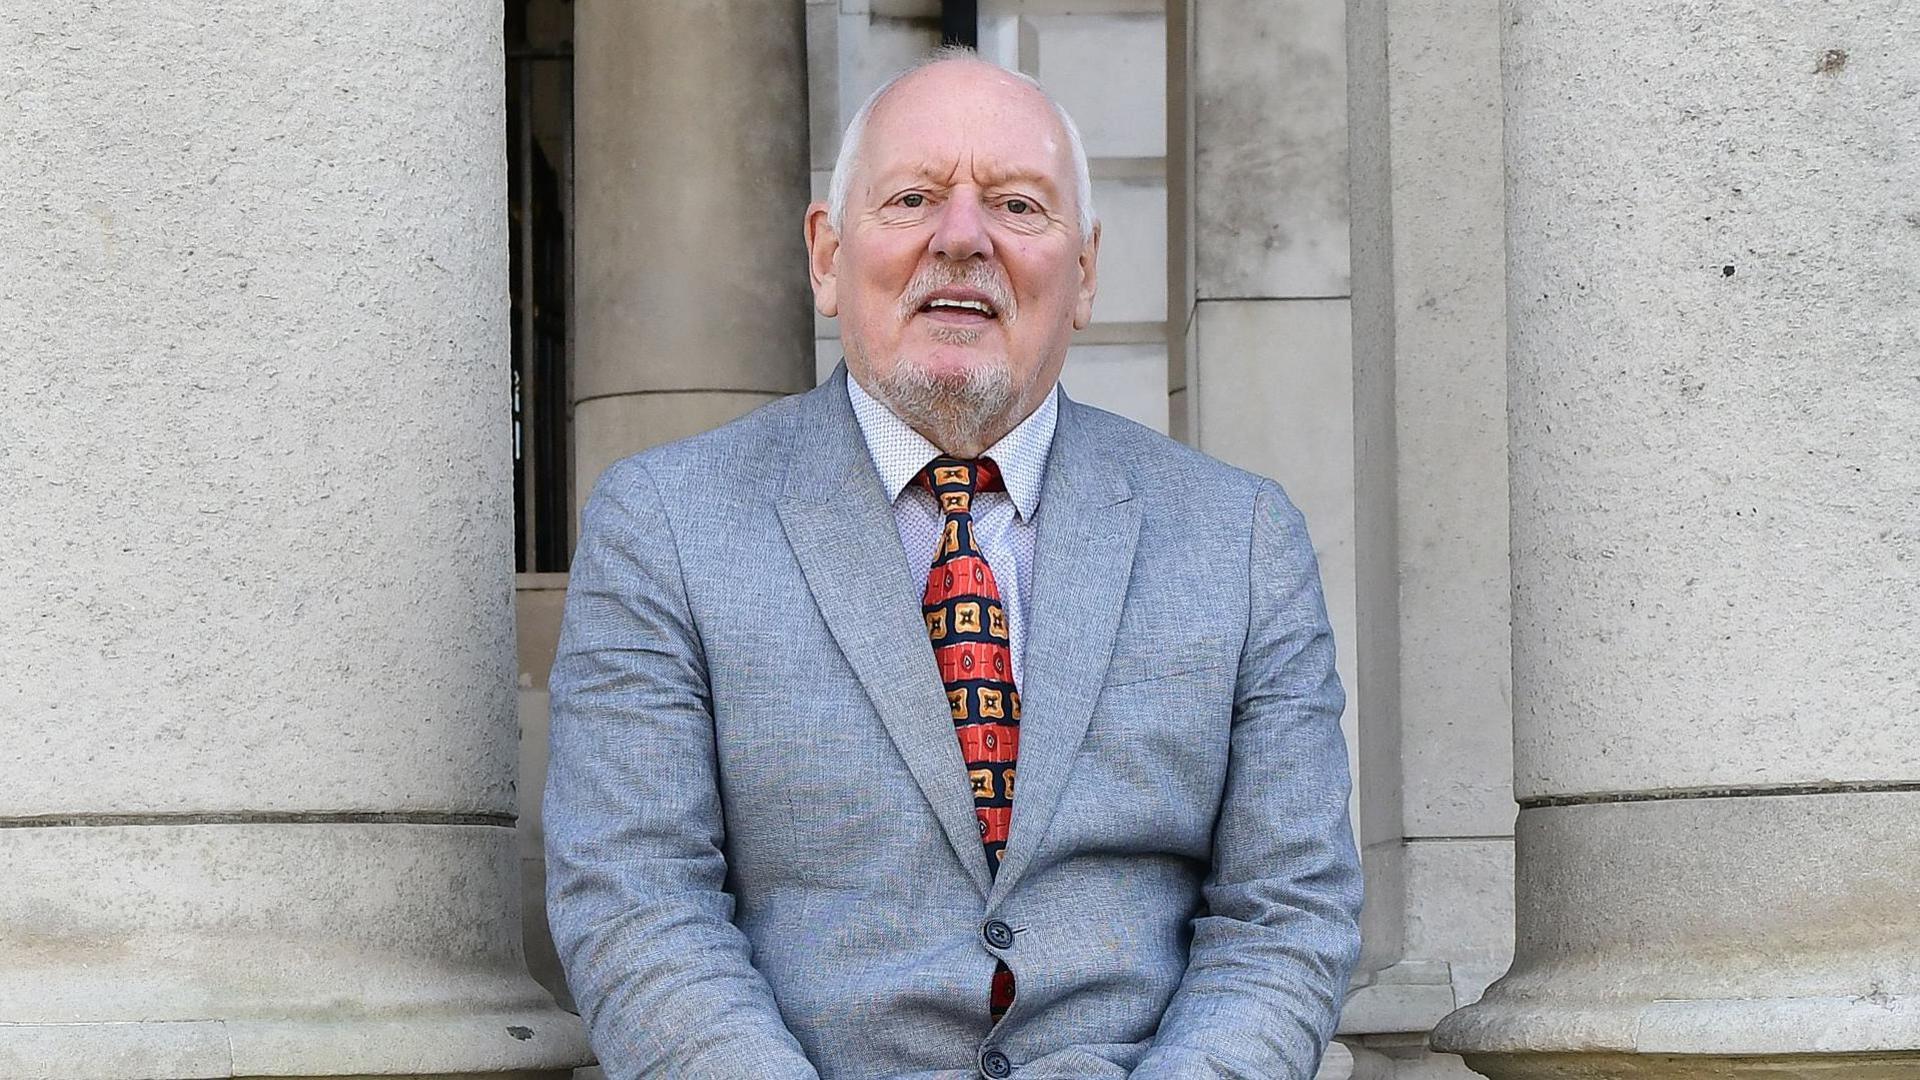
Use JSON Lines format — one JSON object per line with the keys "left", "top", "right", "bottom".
{"left": 846, "top": 374, "right": 1058, "bottom": 687}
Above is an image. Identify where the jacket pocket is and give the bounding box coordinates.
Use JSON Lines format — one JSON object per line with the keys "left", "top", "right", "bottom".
{"left": 1101, "top": 639, "right": 1228, "bottom": 688}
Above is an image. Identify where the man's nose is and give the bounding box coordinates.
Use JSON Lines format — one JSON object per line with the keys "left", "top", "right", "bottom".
{"left": 929, "top": 194, "right": 994, "bottom": 262}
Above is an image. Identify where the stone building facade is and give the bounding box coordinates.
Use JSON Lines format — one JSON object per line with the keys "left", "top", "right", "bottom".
{"left": 6, "top": 0, "right": 1914, "bottom": 1078}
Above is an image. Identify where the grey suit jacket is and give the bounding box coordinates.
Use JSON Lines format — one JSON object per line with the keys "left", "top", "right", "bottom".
{"left": 545, "top": 369, "right": 1361, "bottom": 1079}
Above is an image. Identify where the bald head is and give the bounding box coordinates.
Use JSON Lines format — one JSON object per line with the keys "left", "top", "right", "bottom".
{"left": 827, "top": 50, "right": 1096, "bottom": 240}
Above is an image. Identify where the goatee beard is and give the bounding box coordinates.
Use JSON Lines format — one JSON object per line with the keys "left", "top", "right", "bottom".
{"left": 869, "top": 355, "right": 1017, "bottom": 458}
{"left": 861, "top": 258, "right": 1024, "bottom": 455}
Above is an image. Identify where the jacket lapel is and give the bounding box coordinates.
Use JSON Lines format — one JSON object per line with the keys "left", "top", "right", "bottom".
{"left": 991, "top": 394, "right": 1140, "bottom": 905}
{"left": 775, "top": 371, "right": 994, "bottom": 896}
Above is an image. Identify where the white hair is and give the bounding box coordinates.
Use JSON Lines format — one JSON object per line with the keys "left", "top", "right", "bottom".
{"left": 826, "top": 46, "right": 1097, "bottom": 241}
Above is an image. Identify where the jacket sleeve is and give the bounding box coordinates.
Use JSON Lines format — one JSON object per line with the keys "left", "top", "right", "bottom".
{"left": 543, "top": 458, "right": 819, "bottom": 1080}
{"left": 1130, "top": 481, "right": 1363, "bottom": 1080}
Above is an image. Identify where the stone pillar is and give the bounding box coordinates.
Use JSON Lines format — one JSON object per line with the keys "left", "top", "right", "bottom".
{"left": 0, "top": 3, "right": 588, "bottom": 1076}
{"left": 1342, "top": 0, "right": 1515, "bottom": 1074}
{"left": 573, "top": 0, "right": 815, "bottom": 505}
{"left": 1432, "top": 3, "right": 1920, "bottom": 1076}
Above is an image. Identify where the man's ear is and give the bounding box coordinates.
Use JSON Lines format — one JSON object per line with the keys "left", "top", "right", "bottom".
{"left": 1071, "top": 220, "right": 1101, "bottom": 331}
{"left": 805, "top": 202, "right": 840, "bottom": 318}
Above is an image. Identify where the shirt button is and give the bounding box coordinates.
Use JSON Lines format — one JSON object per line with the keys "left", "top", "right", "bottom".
{"left": 979, "top": 1047, "right": 1013, "bottom": 1078}
{"left": 982, "top": 919, "right": 1015, "bottom": 950}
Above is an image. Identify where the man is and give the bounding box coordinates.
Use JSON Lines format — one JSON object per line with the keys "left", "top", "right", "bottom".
{"left": 545, "top": 51, "right": 1361, "bottom": 1079}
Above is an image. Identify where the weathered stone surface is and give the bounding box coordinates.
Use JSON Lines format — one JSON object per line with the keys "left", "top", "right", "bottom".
{"left": 1370, "top": 0, "right": 1512, "bottom": 845}
{"left": 516, "top": 576, "right": 570, "bottom": 693}
{"left": 1349, "top": 30, "right": 1514, "bottom": 1030}
{"left": 517, "top": 686, "right": 572, "bottom": 1010}
{"left": 1348, "top": 1041, "right": 1490, "bottom": 1080}
{"left": 835, "top": 10, "right": 942, "bottom": 127}
{"left": 1447, "top": 795, "right": 1920, "bottom": 1039}
{"left": 1500, "top": 0, "right": 1920, "bottom": 803}
{"left": 1190, "top": 297, "right": 1355, "bottom": 570}
{"left": 1317, "top": 1041, "right": 1357, "bottom": 1080}
{"left": 1399, "top": 840, "right": 1514, "bottom": 1006}
{"left": 2, "top": 0, "right": 518, "bottom": 821}
{"left": 573, "top": 0, "right": 814, "bottom": 502}
{"left": 2, "top": 0, "right": 589, "bottom": 1072}
{"left": 1193, "top": 0, "right": 1349, "bottom": 297}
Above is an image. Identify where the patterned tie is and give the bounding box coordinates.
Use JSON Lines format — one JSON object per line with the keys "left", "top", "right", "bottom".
{"left": 917, "top": 456, "right": 1020, "bottom": 1022}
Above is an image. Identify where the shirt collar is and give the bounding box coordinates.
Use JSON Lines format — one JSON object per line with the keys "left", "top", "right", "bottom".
{"left": 847, "top": 372, "right": 1057, "bottom": 522}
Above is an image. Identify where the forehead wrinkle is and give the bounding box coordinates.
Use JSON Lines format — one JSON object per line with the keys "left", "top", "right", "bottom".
{"left": 869, "top": 155, "right": 1062, "bottom": 198}
{"left": 861, "top": 158, "right": 959, "bottom": 193}
{"left": 973, "top": 162, "right": 1063, "bottom": 194}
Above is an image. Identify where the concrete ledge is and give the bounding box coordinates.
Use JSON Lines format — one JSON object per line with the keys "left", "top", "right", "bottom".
{"left": 229, "top": 1011, "right": 590, "bottom": 1077}
{"left": 1439, "top": 993, "right": 1920, "bottom": 1060}
{"left": 1446, "top": 1051, "right": 1920, "bottom": 1080}
{"left": 0, "top": 1014, "right": 587, "bottom": 1080}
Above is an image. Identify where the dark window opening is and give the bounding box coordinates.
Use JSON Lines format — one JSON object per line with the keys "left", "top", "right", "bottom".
{"left": 941, "top": 0, "right": 979, "bottom": 48}
{"left": 507, "top": 0, "right": 574, "bottom": 573}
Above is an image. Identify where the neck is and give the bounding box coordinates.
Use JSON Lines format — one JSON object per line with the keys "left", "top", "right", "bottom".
{"left": 853, "top": 365, "right": 1048, "bottom": 461}
{"left": 905, "top": 391, "right": 1041, "bottom": 459}
{"left": 917, "top": 425, "right": 1000, "bottom": 460}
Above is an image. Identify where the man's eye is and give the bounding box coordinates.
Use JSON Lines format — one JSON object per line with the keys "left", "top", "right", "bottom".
{"left": 899, "top": 193, "right": 926, "bottom": 208}
{"left": 1004, "top": 198, "right": 1033, "bottom": 214}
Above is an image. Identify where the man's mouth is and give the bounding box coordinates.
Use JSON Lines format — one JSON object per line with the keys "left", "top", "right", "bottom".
{"left": 916, "top": 289, "right": 1000, "bottom": 324}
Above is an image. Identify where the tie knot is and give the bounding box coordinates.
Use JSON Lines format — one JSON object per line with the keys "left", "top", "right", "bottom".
{"left": 918, "top": 457, "right": 1005, "bottom": 497}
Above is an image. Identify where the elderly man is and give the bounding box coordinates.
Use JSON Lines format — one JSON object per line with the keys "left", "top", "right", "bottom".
{"left": 545, "top": 51, "right": 1361, "bottom": 1079}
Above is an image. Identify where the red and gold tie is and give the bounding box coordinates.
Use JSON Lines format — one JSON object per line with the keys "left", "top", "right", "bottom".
{"left": 918, "top": 456, "right": 1020, "bottom": 1021}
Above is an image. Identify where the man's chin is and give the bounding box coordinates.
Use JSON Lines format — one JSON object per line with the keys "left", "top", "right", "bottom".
{"left": 870, "top": 351, "right": 1019, "bottom": 454}
{"left": 898, "top": 342, "right": 1006, "bottom": 383}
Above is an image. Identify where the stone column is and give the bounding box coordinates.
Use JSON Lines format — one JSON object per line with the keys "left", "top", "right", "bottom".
{"left": 1432, "top": 3, "right": 1920, "bottom": 1076}
{"left": 1342, "top": 0, "right": 1515, "bottom": 1074}
{"left": 0, "top": 3, "right": 588, "bottom": 1076}
{"left": 572, "top": 0, "right": 815, "bottom": 505}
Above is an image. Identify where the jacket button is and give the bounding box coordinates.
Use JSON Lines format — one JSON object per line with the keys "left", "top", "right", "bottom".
{"left": 979, "top": 1047, "right": 1013, "bottom": 1078}
{"left": 982, "top": 919, "right": 1015, "bottom": 950}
